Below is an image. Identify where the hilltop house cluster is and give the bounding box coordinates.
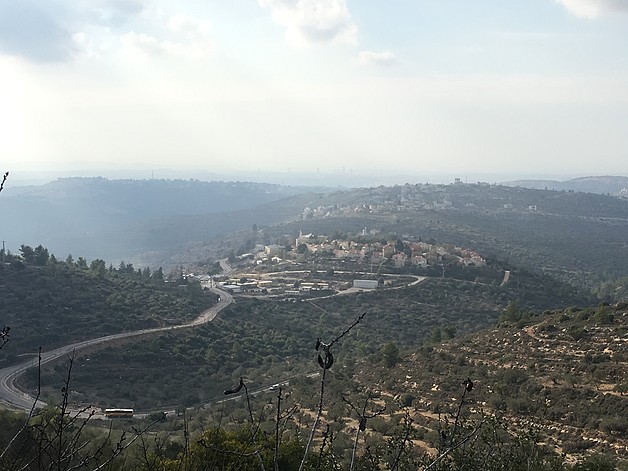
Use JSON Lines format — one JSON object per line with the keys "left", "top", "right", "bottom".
{"left": 238, "top": 232, "right": 485, "bottom": 270}
{"left": 300, "top": 183, "right": 467, "bottom": 220}
{"left": 300, "top": 181, "right": 544, "bottom": 220}
{"left": 204, "top": 231, "right": 487, "bottom": 296}
{"left": 291, "top": 232, "right": 486, "bottom": 269}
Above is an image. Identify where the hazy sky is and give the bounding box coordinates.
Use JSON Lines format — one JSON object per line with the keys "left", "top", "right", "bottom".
{"left": 1, "top": 0, "right": 628, "bottom": 179}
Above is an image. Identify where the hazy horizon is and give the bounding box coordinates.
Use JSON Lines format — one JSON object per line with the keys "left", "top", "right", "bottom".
{"left": 4, "top": 166, "right": 627, "bottom": 190}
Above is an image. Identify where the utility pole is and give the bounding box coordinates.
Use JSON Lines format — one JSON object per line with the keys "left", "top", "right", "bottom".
{"left": 1, "top": 241, "right": 5, "bottom": 264}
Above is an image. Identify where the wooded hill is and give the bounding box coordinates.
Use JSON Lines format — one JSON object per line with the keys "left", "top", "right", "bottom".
{"left": 256, "top": 183, "right": 628, "bottom": 295}
{"left": 11, "top": 294, "right": 626, "bottom": 470}
{"left": 0, "top": 248, "right": 215, "bottom": 367}
{"left": 503, "top": 175, "right": 628, "bottom": 196}
{"left": 0, "top": 245, "right": 624, "bottom": 469}
{"left": 350, "top": 302, "right": 627, "bottom": 467}
{"left": 23, "top": 262, "right": 594, "bottom": 409}
{"left": 1, "top": 177, "right": 627, "bottom": 469}
{"left": 0, "top": 177, "right": 318, "bottom": 264}
{"left": 2, "top": 178, "right": 627, "bottom": 294}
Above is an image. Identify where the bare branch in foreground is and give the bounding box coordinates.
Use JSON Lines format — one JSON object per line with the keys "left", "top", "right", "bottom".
{"left": 298, "top": 311, "right": 367, "bottom": 471}
{"left": 0, "top": 171, "right": 8, "bottom": 193}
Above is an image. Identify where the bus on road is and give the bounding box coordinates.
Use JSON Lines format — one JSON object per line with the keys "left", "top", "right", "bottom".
{"left": 104, "top": 408, "right": 134, "bottom": 418}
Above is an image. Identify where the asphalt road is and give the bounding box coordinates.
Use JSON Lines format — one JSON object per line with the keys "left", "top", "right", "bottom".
{"left": 0, "top": 287, "right": 233, "bottom": 411}
{"left": 218, "top": 258, "right": 234, "bottom": 275}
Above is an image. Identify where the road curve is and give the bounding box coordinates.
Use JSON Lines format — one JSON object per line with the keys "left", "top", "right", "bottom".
{"left": 0, "top": 287, "right": 233, "bottom": 411}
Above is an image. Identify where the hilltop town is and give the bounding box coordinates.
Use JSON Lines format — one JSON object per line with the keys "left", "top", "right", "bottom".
{"left": 208, "top": 232, "right": 486, "bottom": 298}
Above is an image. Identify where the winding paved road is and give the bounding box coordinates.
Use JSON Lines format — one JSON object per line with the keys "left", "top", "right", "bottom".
{"left": 0, "top": 287, "right": 233, "bottom": 411}
{"left": 0, "top": 273, "right": 424, "bottom": 412}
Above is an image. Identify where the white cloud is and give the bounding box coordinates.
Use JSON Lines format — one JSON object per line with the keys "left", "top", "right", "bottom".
{"left": 556, "top": 0, "right": 628, "bottom": 18}
{"left": 0, "top": 1, "right": 212, "bottom": 62}
{"left": 0, "top": 1, "right": 76, "bottom": 62}
{"left": 83, "top": 0, "right": 146, "bottom": 27}
{"left": 120, "top": 33, "right": 211, "bottom": 60}
{"left": 357, "top": 50, "right": 397, "bottom": 67}
{"left": 120, "top": 15, "right": 213, "bottom": 60}
{"left": 168, "top": 14, "right": 210, "bottom": 36}
{"left": 120, "top": 31, "right": 164, "bottom": 56}
{"left": 258, "top": 0, "right": 357, "bottom": 47}
{"left": 0, "top": 0, "right": 148, "bottom": 62}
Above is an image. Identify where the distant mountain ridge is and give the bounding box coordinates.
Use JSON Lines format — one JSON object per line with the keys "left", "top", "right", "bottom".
{"left": 503, "top": 175, "right": 628, "bottom": 196}
{"left": 0, "top": 177, "right": 319, "bottom": 263}
{"left": 2, "top": 177, "right": 627, "bottom": 287}
{"left": 5, "top": 177, "right": 314, "bottom": 219}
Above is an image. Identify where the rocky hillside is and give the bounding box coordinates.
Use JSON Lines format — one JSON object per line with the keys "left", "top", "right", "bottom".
{"left": 353, "top": 303, "right": 628, "bottom": 466}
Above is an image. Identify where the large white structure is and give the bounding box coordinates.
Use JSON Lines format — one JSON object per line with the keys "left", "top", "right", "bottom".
{"left": 353, "top": 279, "right": 379, "bottom": 290}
